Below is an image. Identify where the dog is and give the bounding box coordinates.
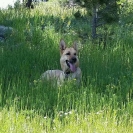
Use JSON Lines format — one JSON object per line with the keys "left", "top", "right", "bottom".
{"left": 40, "top": 39, "right": 82, "bottom": 86}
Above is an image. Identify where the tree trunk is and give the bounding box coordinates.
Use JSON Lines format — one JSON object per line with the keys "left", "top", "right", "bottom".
{"left": 26, "top": 0, "right": 33, "bottom": 8}
{"left": 92, "top": 5, "right": 97, "bottom": 39}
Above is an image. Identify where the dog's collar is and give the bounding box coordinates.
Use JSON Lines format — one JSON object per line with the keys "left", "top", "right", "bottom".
{"left": 65, "top": 71, "right": 71, "bottom": 75}
{"left": 64, "top": 71, "right": 71, "bottom": 79}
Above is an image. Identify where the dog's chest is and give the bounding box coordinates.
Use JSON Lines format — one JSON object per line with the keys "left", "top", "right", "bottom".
{"left": 65, "top": 72, "right": 77, "bottom": 80}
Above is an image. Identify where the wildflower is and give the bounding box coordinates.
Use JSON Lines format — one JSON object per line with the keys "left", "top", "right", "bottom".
{"left": 44, "top": 116, "right": 47, "bottom": 119}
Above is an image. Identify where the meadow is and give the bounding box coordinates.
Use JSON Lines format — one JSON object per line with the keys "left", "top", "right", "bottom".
{"left": 0, "top": 1, "right": 133, "bottom": 132}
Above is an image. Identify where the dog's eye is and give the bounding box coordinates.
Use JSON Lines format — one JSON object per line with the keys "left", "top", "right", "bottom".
{"left": 74, "top": 53, "right": 76, "bottom": 56}
{"left": 66, "top": 52, "right": 70, "bottom": 55}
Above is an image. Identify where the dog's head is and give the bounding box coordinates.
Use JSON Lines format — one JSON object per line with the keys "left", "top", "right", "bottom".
{"left": 60, "top": 39, "right": 79, "bottom": 73}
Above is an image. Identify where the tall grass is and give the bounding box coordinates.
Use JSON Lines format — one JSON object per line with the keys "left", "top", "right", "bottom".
{"left": 0, "top": 1, "right": 133, "bottom": 133}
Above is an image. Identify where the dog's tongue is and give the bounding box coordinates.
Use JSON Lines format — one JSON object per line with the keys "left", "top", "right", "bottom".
{"left": 68, "top": 62, "right": 77, "bottom": 72}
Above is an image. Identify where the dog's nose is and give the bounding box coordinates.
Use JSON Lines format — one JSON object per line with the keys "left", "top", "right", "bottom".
{"left": 70, "top": 57, "right": 77, "bottom": 63}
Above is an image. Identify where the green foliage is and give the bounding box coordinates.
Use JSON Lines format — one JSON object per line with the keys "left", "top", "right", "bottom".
{"left": 0, "top": 1, "right": 133, "bottom": 132}
{"left": 76, "top": 0, "right": 120, "bottom": 23}
{"left": 76, "top": 0, "right": 119, "bottom": 6}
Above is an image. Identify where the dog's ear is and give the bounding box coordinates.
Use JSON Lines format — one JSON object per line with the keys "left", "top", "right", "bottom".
{"left": 73, "top": 41, "right": 78, "bottom": 52}
{"left": 60, "top": 40, "right": 66, "bottom": 54}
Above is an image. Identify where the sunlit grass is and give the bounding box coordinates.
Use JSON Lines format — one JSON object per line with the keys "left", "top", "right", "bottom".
{"left": 1, "top": 104, "right": 133, "bottom": 133}
{"left": 0, "top": 1, "right": 133, "bottom": 133}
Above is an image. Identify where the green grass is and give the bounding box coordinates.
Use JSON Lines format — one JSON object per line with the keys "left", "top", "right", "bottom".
{"left": 0, "top": 1, "right": 133, "bottom": 133}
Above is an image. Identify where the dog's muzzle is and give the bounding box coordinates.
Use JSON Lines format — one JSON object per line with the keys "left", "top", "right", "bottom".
{"left": 66, "top": 57, "right": 77, "bottom": 72}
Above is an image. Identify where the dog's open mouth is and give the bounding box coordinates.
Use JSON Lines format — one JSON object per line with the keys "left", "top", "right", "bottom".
{"left": 66, "top": 60, "right": 77, "bottom": 72}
